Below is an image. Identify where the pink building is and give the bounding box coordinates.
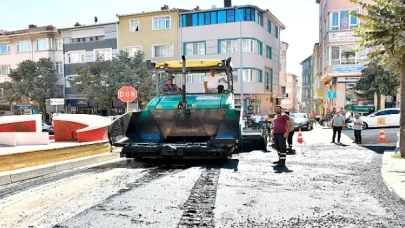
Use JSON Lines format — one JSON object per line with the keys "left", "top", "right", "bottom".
{"left": 283, "top": 73, "right": 301, "bottom": 112}
{"left": 316, "top": 0, "right": 377, "bottom": 114}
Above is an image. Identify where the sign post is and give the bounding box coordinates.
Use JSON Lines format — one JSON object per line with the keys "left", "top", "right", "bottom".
{"left": 50, "top": 98, "right": 65, "bottom": 113}
{"left": 118, "top": 86, "right": 138, "bottom": 112}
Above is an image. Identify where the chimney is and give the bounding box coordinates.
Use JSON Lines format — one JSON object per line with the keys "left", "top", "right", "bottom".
{"left": 194, "top": 6, "right": 200, "bottom": 11}
{"left": 224, "top": 0, "right": 231, "bottom": 7}
{"left": 28, "top": 24, "right": 37, "bottom": 29}
{"left": 160, "top": 4, "right": 169, "bottom": 10}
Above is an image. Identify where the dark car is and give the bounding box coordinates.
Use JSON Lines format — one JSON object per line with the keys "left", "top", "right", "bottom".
{"left": 291, "top": 113, "right": 314, "bottom": 131}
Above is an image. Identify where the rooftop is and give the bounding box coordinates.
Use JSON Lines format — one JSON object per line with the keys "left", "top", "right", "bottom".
{"left": 117, "top": 4, "right": 191, "bottom": 18}
{"left": 58, "top": 21, "right": 118, "bottom": 31}
{"left": 0, "top": 24, "right": 57, "bottom": 38}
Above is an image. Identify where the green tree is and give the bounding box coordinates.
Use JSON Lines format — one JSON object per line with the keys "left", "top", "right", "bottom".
{"left": 350, "top": 0, "right": 405, "bottom": 158}
{"left": 354, "top": 60, "right": 400, "bottom": 110}
{"left": 70, "top": 51, "right": 155, "bottom": 115}
{"left": 3, "top": 58, "right": 58, "bottom": 116}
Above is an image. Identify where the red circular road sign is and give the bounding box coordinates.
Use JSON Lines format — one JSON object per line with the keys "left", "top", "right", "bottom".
{"left": 118, "top": 86, "right": 138, "bottom": 103}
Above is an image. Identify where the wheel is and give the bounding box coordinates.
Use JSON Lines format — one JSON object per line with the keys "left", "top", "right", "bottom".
{"left": 362, "top": 122, "right": 368, "bottom": 130}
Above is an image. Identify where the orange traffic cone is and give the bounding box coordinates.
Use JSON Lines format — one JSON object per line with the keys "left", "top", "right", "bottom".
{"left": 377, "top": 128, "right": 388, "bottom": 142}
{"left": 296, "top": 128, "right": 304, "bottom": 143}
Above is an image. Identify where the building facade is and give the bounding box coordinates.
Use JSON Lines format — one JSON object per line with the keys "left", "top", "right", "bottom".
{"left": 277, "top": 41, "right": 288, "bottom": 106}
{"left": 0, "top": 24, "right": 64, "bottom": 116}
{"left": 316, "top": 0, "right": 377, "bottom": 114}
{"left": 300, "top": 55, "right": 313, "bottom": 114}
{"left": 59, "top": 22, "right": 124, "bottom": 115}
{"left": 312, "top": 43, "right": 323, "bottom": 115}
{"left": 284, "top": 73, "right": 301, "bottom": 112}
{"left": 177, "top": 3, "right": 285, "bottom": 114}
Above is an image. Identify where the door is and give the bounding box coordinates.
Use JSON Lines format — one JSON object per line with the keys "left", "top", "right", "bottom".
{"left": 368, "top": 110, "right": 390, "bottom": 128}
{"left": 388, "top": 109, "right": 400, "bottom": 127}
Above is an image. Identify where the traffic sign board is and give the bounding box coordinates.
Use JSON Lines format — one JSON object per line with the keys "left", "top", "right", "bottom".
{"left": 327, "top": 90, "right": 337, "bottom": 99}
{"left": 118, "top": 86, "right": 137, "bottom": 103}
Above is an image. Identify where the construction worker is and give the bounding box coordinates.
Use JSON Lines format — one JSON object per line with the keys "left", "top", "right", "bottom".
{"left": 271, "top": 106, "right": 292, "bottom": 167}
{"left": 284, "top": 111, "right": 295, "bottom": 153}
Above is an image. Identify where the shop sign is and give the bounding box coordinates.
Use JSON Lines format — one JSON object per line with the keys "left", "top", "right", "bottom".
{"left": 337, "top": 77, "right": 361, "bottom": 83}
{"left": 329, "top": 31, "right": 361, "bottom": 42}
{"left": 50, "top": 98, "right": 65, "bottom": 105}
{"left": 13, "top": 105, "right": 31, "bottom": 110}
{"left": 333, "top": 65, "right": 364, "bottom": 74}
{"left": 345, "top": 105, "right": 375, "bottom": 112}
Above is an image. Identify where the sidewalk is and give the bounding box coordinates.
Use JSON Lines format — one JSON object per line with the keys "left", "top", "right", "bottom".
{"left": 382, "top": 152, "right": 405, "bottom": 205}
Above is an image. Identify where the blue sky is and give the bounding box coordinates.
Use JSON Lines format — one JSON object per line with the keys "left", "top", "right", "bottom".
{"left": 0, "top": 0, "right": 319, "bottom": 76}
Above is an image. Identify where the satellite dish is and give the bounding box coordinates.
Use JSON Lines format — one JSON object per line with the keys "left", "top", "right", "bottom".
{"left": 94, "top": 16, "right": 98, "bottom": 23}
{"left": 212, "top": 4, "right": 217, "bottom": 9}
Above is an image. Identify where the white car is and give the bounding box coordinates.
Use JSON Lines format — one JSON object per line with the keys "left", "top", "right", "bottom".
{"left": 360, "top": 108, "right": 400, "bottom": 129}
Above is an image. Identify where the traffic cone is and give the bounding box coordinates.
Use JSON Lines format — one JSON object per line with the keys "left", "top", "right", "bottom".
{"left": 297, "top": 128, "right": 304, "bottom": 143}
{"left": 377, "top": 128, "right": 388, "bottom": 142}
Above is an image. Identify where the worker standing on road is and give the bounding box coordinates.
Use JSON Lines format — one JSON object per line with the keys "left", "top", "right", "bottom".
{"left": 271, "top": 106, "right": 292, "bottom": 167}
{"left": 284, "top": 111, "right": 295, "bottom": 153}
{"left": 331, "top": 111, "right": 345, "bottom": 143}
{"left": 352, "top": 113, "right": 363, "bottom": 144}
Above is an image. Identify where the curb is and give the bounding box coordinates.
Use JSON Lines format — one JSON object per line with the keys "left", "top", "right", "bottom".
{"left": 0, "top": 152, "right": 126, "bottom": 186}
{"left": 381, "top": 151, "right": 405, "bottom": 206}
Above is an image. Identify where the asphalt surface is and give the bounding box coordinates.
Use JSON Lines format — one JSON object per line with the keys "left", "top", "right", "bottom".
{"left": 342, "top": 127, "right": 399, "bottom": 145}
{"left": 0, "top": 129, "right": 405, "bottom": 227}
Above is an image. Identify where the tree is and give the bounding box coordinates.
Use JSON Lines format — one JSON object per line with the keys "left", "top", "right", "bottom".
{"left": 3, "top": 58, "right": 58, "bottom": 117}
{"left": 70, "top": 51, "right": 155, "bottom": 115}
{"left": 350, "top": 0, "right": 405, "bottom": 158}
{"left": 354, "top": 60, "right": 400, "bottom": 110}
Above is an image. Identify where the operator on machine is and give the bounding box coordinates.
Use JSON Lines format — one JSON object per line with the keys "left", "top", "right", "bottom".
{"left": 203, "top": 69, "right": 227, "bottom": 93}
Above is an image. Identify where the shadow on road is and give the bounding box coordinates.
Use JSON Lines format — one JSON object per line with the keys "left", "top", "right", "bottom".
{"left": 272, "top": 165, "right": 293, "bottom": 173}
{"left": 360, "top": 145, "right": 396, "bottom": 154}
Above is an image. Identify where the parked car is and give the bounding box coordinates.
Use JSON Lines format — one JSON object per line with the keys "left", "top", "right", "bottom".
{"left": 359, "top": 108, "right": 400, "bottom": 129}
{"left": 292, "top": 113, "right": 314, "bottom": 131}
{"left": 42, "top": 123, "right": 54, "bottom": 134}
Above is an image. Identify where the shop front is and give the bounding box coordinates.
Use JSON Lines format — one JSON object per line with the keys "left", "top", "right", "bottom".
{"left": 66, "top": 99, "right": 126, "bottom": 116}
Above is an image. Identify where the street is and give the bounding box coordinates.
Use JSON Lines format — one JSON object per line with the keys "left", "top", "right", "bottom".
{"left": 342, "top": 127, "right": 399, "bottom": 146}
{"left": 0, "top": 129, "right": 404, "bottom": 228}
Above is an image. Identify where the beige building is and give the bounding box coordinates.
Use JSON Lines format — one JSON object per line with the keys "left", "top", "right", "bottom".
{"left": 117, "top": 5, "right": 186, "bottom": 67}
{"left": 0, "top": 24, "right": 64, "bottom": 116}
{"left": 279, "top": 42, "right": 289, "bottom": 108}
{"left": 284, "top": 73, "right": 301, "bottom": 112}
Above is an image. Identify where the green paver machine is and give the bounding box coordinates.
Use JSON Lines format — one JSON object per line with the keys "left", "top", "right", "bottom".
{"left": 108, "top": 56, "right": 252, "bottom": 160}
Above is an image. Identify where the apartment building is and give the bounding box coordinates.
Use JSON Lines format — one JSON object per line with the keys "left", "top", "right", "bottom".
{"left": 277, "top": 41, "right": 288, "bottom": 105}
{"left": 177, "top": 1, "right": 285, "bottom": 113}
{"left": 300, "top": 55, "right": 313, "bottom": 114}
{"left": 59, "top": 22, "right": 123, "bottom": 115}
{"left": 312, "top": 43, "right": 323, "bottom": 115}
{"left": 0, "top": 24, "right": 63, "bottom": 116}
{"left": 284, "top": 73, "right": 301, "bottom": 112}
{"left": 117, "top": 5, "right": 186, "bottom": 66}
{"left": 316, "top": 0, "right": 377, "bottom": 113}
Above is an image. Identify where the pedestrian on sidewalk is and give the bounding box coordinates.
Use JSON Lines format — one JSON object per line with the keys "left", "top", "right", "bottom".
{"left": 271, "top": 106, "right": 292, "bottom": 167}
{"left": 352, "top": 113, "right": 363, "bottom": 144}
{"left": 284, "top": 111, "right": 295, "bottom": 153}
{"left": 331, "top": 111, "right": 345, "bottom": 143}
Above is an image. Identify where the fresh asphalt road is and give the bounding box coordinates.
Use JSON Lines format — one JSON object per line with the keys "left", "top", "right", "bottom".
{"left": 341, "top": 127, "right": 399, "bottom": 145}
{"left": 0, "top": 129, "right": 404, "bottom": 227}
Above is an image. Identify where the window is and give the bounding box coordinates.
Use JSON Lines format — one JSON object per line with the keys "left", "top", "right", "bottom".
{"left": 186, "top": 74, "right": 205, "bottom": 83}
{"left": 266, "top": 46, "right": 272, "bottom": 59}
{"left": 54, "top": 62, "right": 63, "bottom": 74}
{"left": 257, "top": 41, "right": 263, "bottom": 55}
{"left": 66, "top": 50, "right": 85, "bottom": 64}
{"left": 275, "top": 26, "right": 279, "bottom": 38}
{"left": 329, "top": 10, "right": 359, "bottom": 30}
{"left": 242, "top": 39, "right": 255, "bottom": 53}
{"left": 266, "top": 69, "right": 273, "bottom": 92}
{"left": 153, "top": 44, "right": 173, "bottom": 57}
{"left": 329, "top": 46, "right": 368, "bottom": 65}
{"left": 94, "top": 48, "right": 112, "bottom": 61}
{"left": 153, "top": 16, "right": 171, "bottom": 30}
{"left": 70, "top": 36, "right": 104, "bottom": 43}
{"left": 226, "top": 9, "right": 235, "bottom": 23}
{"left": 0, "top": 65, "right": 10, "bottom": 76}
{"left": 219, "top": 40, "right": 238, "bottom": 53}
{"left": 124, "top": 46, "right": 142, "bottom": 57}
{"left": 53, "top": 39, "right": 62, "bottom": 50}
{"left": 255, "top": 11, "right": 263, "bottom": 26}
{"left": 267, "top": 20, "right": 271, "bottom": 33}
{"left": 36, "top": 38, "right": 50, "bottom": 51}
{"left": 257, "top": 70, "right": 263, "bottom": 83}
{"left": 184, "top": 42, "right": 205, "bottom": 55}
{"left": 0, "top": 43, "right": 10, "bottom": 54}
{"left": 16, "top": 40, "right": 31, "bottom": 52}
{"left": 0, "top": 88, "right": 3, "bottom": 98}
{"left": 242, "top": 69, "right": 255, "bottom": 82}
{"left": 129, "top": 19, "right": 139, "bottom": 32}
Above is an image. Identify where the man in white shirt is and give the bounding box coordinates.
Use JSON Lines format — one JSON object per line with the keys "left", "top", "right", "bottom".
{"left": 203, "top": 69, "right": 227, "bottom": 93}
{"left": 352, "top": 113, "right": 363, "bottom": 144}
{"left": 251, "top": 113, "right": 262, "bottom": 130}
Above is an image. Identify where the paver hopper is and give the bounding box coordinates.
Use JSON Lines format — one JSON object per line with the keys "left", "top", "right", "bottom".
{"left": 108, "top": 56, "right": 244, "bottom": 160}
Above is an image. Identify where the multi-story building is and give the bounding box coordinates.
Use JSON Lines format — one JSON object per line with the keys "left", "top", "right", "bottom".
{"left": 316, "top": 0, "right": 377, "bottom": 114}
{"left": 284, "top": 73, "right": 301, "bottom": 112}
{"left": 0, "top": 24, "right": 64, "bottom": 116}
{"left": 277, "top": 41, "right": 288, "bottom": 106}
{"left": 177, "top": 1, "right": 285, "bottom": 113}
{"left": 300, "top": 55, "right": 313, "bottom": 114}
{"left": 312, "top": 43, "right": 323, "bottom": 115}
{"left": 117, "top": 5, "right": 186, "bottom": 66}
{"left": 59, "top": 22, "right": 123, "bottom": 115}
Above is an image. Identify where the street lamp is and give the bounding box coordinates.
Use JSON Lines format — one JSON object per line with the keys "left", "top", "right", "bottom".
{"left": 234, "top": 6, "right": 244, "bottom": 111}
